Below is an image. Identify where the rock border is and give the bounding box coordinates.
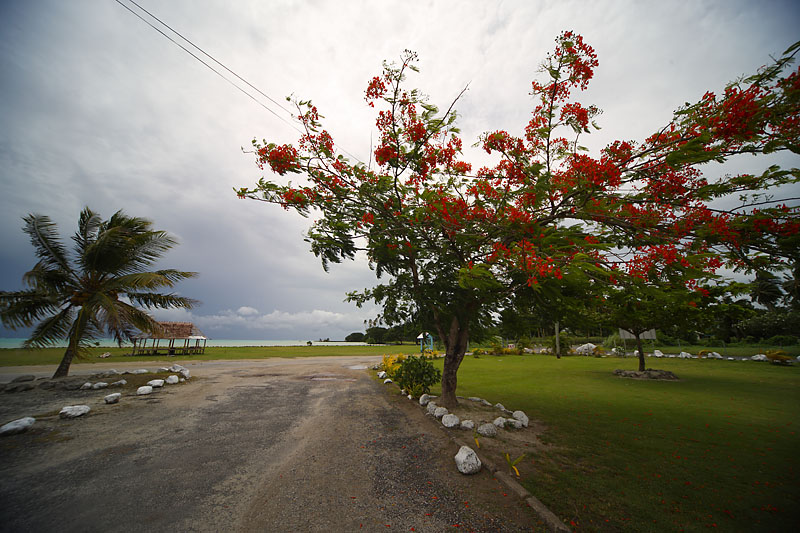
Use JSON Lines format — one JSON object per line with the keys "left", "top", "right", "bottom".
{"left": 377, "top": 369, "right": 570, "bottom": 532}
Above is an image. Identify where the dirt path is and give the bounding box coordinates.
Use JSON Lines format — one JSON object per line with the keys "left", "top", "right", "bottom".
{"left": 1, "top": 358, "right": 543, "bottom": 532}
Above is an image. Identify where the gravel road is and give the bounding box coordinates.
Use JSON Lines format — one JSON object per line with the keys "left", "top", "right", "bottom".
{"left": 0, "top": 358, "right": 543, "bottom": 532}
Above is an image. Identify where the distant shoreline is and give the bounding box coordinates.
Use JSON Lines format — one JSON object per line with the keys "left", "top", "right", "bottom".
{"left": 0, "top": 339, "right": 369, "bottom": 349}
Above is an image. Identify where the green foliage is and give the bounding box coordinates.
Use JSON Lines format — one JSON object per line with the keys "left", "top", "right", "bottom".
{"left": 547, "top": 332, "right": 571, "bottom": 357}
{"left": 0, "top": 208, "right": 197, "bottom": 378}
{"left": 344, "top": 332, "right": 365, "bottom": 342}
{"left": 392, "top": 354, "right": 442, "bottom": 398}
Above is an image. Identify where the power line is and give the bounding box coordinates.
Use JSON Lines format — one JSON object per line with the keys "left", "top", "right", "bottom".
{"left": 116, "top": 0, "right": 366, "bottom": 164}
{"left": 114, "top": 0, "right": 302, "bottom": 134}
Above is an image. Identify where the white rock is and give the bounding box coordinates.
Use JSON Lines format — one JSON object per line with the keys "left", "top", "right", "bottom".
{"left": 407, "top": 394, "right": 413, "bottom": 400}
{"left": 165, "top": 375, "right": 179, "bottom": 385}
{"left": 104, "top": 393, "right": 121, "bottom": 404}
{"left": 179, "top": 369, "right": 190, "bottom": 379}
{"left": 426, "top": 402, "right": 438, "bottom": 415}
{"left": 0, "top": 417, "right": 35, "bottom": 436}
{"left": 110, "top": 379, "right": 127, "bottom": 387}
{"left": 727, "top": 357, "right": 735, "bottom": 361}
{"left": 59, "top": 405, "right": 90, "bottom": 419}
{"left": 434, "top": 406, "right": 449, "bottom": 419}
{"left": 679, "top": 352, "right": 692, "bottom": 359}
{"left": 419, "top": 394, "right": 432, "bottom": 406}
{"left": 653, "top": 350, "right": 664, "bottom": 358}
{"left": 137, "top": 386, "right": 153, "bottom": 395}
{"left": 751, "top": 353, "right": 768, "bottom": 361}
{"left": 460, "top": 420, "right": 475, "bottom": 430}
{"left": 467, "top": 397, "right": 483, "bottom": 403}
{"left": 481, "top": 399, "right": 492, "bottom": 407}
{"left": 132, "top": 369, "right": 149, "bottom": 374}
{"left": 477, "top": 423, "right": 498, "bottom": 437}
{"left": 400, "top": 389, "right": 407, "bottom": 395}
{"left": 377, "top": 371, "right": 387, "bottom": 379}
{"left": 80, "top": 382, "right": 92, "bottom": 390}
{"left": 92, "top": 382, "right": 108, "bottom": 390}
{"left": 512, "top": 410, "right": 529, "bottom": 427}
{"left": 507, "top": 419, "right": 524, "bottom": 429}
{"left": 179, "top": 378, "right": 186, "bottom": 383}
{"left": 575, "top": 343, "right": 596, "bottom": 355}
{"left": 442, "top": 414, "right": 460, "bottom": 428}
{"left": 147, "top": 379, "right": 165, "bottom": 388}
{"left": 159, "top": 367, "right": 171, "bottom": 372}
{"left": 383, "top": 378, "right": 393, "bottom": 384}
{"left": 493, "top": 417, "right": 507, "bottom": 428}
{"left": 454, "top": 446, "right": 482, "bottom": 474}
{"left": 494, "top": 403, "right": 506, "bottom": 411}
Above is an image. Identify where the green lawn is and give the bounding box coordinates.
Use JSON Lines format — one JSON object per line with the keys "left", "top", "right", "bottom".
{"left": 0, "top": 344, "right": 420, "bottom": 367}
{"left": 429, "top": 355, "right": 799, "bottom": 532}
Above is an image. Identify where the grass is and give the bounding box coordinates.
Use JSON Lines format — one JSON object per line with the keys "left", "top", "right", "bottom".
{"left": 0, "top": 344, "right": 420, "bottom": 367}
{"left": 428, "top": 354, "right": 800, "bottom": 532}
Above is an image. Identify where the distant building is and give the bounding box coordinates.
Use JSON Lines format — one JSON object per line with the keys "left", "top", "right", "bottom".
{"left": 131, "top": 321, "right": 207, "bottom": 356}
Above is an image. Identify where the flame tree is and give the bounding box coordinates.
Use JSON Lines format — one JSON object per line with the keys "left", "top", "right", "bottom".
{"left": 238, "top": 34, "right": 799, "bottom": 407}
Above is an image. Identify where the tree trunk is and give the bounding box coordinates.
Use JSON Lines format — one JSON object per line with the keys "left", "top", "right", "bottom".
{"left": 53, "top": 345, "right": 75, "bottom": 378}
{"left": 555, "top": 320, "right": 561, "bottom": 359}
{"left": 53, "top": 309, "right": 87, "bottom": 379}
{"left": 438, "top": 316, "right": 470, "bottom": 409}
{"left": 635, "top": 333, "right": 646, "bottom": 371}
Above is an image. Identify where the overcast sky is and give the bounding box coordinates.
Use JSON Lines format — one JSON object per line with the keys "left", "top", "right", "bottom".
{"left": 1, "top": 0, "right": 799, "bottom": 341}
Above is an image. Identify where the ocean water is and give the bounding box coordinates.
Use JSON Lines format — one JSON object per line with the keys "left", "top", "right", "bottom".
{"left": 0, "top": 338, "right": 367, "bottom": 349}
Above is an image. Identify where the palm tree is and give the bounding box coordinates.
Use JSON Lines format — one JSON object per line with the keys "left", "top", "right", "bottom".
{"left": 0, "top": 208, "right": 198, "bottom": 378}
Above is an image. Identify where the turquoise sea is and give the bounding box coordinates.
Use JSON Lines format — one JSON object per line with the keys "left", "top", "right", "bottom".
{"left": 0, "top": 338, "right": 367, "bottom": 349}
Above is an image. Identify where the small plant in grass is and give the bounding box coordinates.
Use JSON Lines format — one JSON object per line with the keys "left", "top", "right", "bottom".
{"left": 505, "top": 452, "right": 526, "bottom": 477}
{"left": 392, "top": 354, "right": 442, "bottom": 398}
{"left": 380, "top": 353, "right": 407, "bottom": 377}
{"left": 765, "top": 350, "right": 793, "bottom": 365}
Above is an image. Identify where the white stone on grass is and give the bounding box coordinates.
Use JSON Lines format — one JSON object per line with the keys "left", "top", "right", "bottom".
{"left": 494, "top": 403, "right": 506, "bottom": 411}
{"left": 460, "top": 420, "right": 475, "bottom": 430}
{"left": 60, "top": 405, "right": 90, "bottom": 419}
{"left": 493, "top": 417, "right": 507, "bottom": 428}
{"left": 80, "top": 382, "right": 92, "bottom": 390}
{"left": 165, "top": 375, "right": 179, "bottom": 385}
{"left": 104, "top": 393, "right": 121, "bottom": 404}
{"left": 147, "top": 379, "right": 165, "bottom": 388}
{"left": 377, "top": 371, "right": 387, "bottom": 379}
{"left": 454, "top": 446, "right": 482, "bottom": 475}
{"left": 426, "top": 402, "right": 438, "bottom": 415}
{"left": 92, "top": 382, "right": 108, "bottom": 390}
{"left": 512, "top": 410, "right": 529, "bottom": 427}
{"left": 653, "top": 350, "right": 664, "bottom": 358}
{"left": 575, "top": 343, "right": 596, "bottom": 355}
{"left": 110, "top": 379, "right": 127, "bottom": 387}
{"left": 159, "top": 367, "right": 171, "bottom": 372}
{"left": 419, "top": 394, "right": 432, "bottom": 406}
{"left": 0, "top": 417, "right": 35, "bottom": 436}
{"left": 132, "top": 369, "right": 149, "bottom": 374}
{"left": 383, "top": 378, "right": 393, "bottom": 384}
{"left": 477, "top": 423, "right": 498, "bottom": 437}
{"left": 751, "top": 354, "right": 768, "bottom": 361}
{"left": 467, "top": 397, "right": 483, "bottom": 403}
{"left": 441, "top": 414, "right": 460, "bottom": 428}
{"left": 137, "top": 386, "right": 153, "bottom": 395}
{"left": 507, "top": 419, "right": 524, "bottom": 429}
{"left": 434, "top": 406, "right": 449, "bottom": 419}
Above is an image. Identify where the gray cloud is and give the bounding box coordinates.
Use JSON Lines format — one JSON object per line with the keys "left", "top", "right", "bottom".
{"left": 2, "top": 0, "right": 799, "bottom": 340}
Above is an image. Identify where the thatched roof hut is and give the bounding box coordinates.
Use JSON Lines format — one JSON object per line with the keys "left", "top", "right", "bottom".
{"left": 131, "top": 321, "right": 207, "bottom": 356}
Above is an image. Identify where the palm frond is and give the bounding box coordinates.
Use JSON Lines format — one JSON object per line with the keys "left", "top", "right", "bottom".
{"left": 0, "top": 289, "right": 65, "bottom": 328}
{"left": 127, "top": 292, "right": 199, "bottom": 310}
{"left": 22, "top": 307, "right": 75, "bottom": 348}
{"left": 22, "top": 214, "right": 73, "bottom": 275}
{"left": 109, "top": 270, "right": 197, "bottom": 292}
{"left": 22, "top": 262, "right": 73, "bottom": 293}
{"left": 72, "top": 207, "right": 102, "bottom": 260}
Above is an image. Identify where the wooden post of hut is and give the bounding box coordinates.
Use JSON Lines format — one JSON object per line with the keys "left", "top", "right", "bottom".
{"left": 130, "top": 322, "right": 207, "bottom": 356}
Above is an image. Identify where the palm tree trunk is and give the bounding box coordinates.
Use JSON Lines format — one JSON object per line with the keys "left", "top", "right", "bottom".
{"left": 53, "top": 345, "right": 76, "bottom": 378}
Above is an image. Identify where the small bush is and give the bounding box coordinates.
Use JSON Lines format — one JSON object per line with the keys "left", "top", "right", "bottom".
{"left": 381, "top": 353, "right": 407, "bottom": 378}
{"left": 765, "top": 335, "right": 798, "bottom": 346}
{"left": 392, "top": 355, "right": 442, "bottom": 397}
